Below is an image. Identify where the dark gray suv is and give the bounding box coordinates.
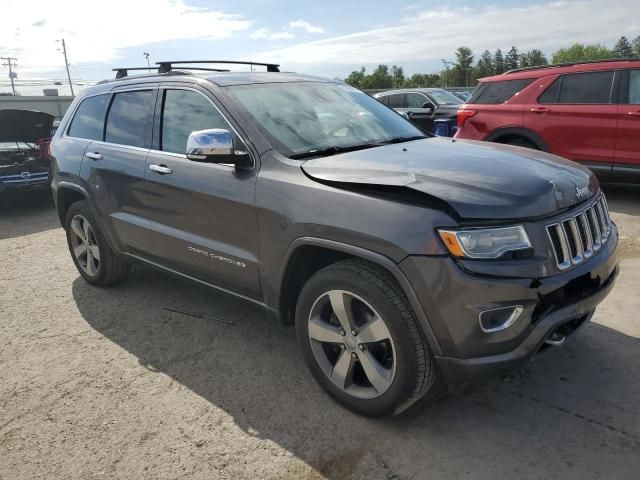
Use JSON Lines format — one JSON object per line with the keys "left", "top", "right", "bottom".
{"left": 50, "top": 61, "right": 618, "bottom": 416}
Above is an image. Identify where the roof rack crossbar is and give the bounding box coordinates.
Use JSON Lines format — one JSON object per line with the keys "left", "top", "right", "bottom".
{"left": 156, "top": 60, "right": 280, "bottom": 73}
{"left": 504, "top": 57, "right": 640, "bottom": 75}
{"left": 112, "top": 67, "right": 156, "bottom": 79}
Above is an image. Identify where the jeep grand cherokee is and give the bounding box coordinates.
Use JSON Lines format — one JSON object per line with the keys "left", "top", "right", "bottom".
{"left": 50, "top": 61, "right": 618, "bottom": 416}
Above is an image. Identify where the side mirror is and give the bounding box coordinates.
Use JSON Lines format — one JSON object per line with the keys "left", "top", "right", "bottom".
{"left": 422, "top": 102, "right": 435, "bottom": 111}
{"left": 186, "top": 128, "right": 252, "bottom": 168}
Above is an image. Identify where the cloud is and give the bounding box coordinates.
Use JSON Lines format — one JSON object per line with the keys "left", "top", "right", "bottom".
{"left": 250, "top": 28, "right": 269, "bottom": 40}
{"left": 258, "top": 0, "right": 638, "bottom": 66}
{"left": 270, "top": 31, "right": 295, "bottom": 40}
{"left": 0, "top": 0, "right": 251, "bottom": 69}
{"left": 289, "top": 20, "right": 324, "bottom": 34}
{"left": 250, "top": 27, "right": 295, "bottom": 41}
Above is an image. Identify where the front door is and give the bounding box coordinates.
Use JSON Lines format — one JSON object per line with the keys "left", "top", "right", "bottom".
{"left": 403, "top": 92, "right": 436, "bottom": 132}
{"left": 614, "top": 69, "right": 640, "bottom": 174}
{"left": 524, "top": 70, "right": 617, "bottom": 173}
{"left": 145, "top": 87, "right": 261, "bottom": 299}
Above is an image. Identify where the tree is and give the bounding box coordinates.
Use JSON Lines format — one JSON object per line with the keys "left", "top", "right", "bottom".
{"left": 519, "top": 49, "right": 548, "bottom": 68}
{"left": 344, "top": 67, "right": 366, "bottom": 89}
{"left": 474, "top": 50, "right": 494, "bottom": 80}
{"left": 505, "top": 46, "right": 519, "bottom": 71}
{"left": 453, "top": 46, "right": 474, "bottom": 86}
{"left": 404, "top": 73, "right": 440, "bottom": 88}
{"left": 391, "top": 65, "right": 405, "bottom": 88}
{"left": 493, "top": 49, "right": 505, "bottom": 74}
{"left": 614, "top": 36, "right": 634, "bottom": 58}
{"left": 552, "top": 43, "right": 612, "bottom": 63}
{"left": 634, "top": 36, "right": 640, "bottom": 56}
{"left": 362, "top": 65, "right": 393, "bottom": 89}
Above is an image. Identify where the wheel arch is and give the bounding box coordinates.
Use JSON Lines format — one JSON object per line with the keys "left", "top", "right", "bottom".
{"left": 485, "top": 127, "right": 548, "bottom": 151}
{"left": 55, "top": 182, "right": 89, "bottom": 225}
{"left": 277, "top": 237, "right": 443, "bottom": 355}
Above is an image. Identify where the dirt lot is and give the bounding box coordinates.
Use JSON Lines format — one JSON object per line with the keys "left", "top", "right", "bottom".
{"left": 1, "top": 185, "right": 639, "bottom": 480}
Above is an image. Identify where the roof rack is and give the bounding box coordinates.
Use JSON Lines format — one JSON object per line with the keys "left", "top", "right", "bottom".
{"left": 112, "top": 67, "right": 155, "bottom": 79}
{"left": 156, "top": 60, "right": 280, "bottom": 73}
{"left": 504, "top": 57, "right": 640, "bottom": 75}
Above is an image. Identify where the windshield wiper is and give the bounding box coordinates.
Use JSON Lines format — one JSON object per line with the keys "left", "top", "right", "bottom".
{"left": 377, "top": 135, "right": 428, "bottom": 145}
{"left": 290, "top": 143, "right": 378, "bottom": 160}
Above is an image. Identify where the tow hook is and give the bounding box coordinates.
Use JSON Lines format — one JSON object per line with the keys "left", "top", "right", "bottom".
{"left": 544, "top": 331, "right": 566, "bottom": 347}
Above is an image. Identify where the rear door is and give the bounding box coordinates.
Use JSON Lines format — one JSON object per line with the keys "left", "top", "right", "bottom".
{"left": 144, "top": 86, "right": 261, "bottom": 299}
{"left": 79, "top": 87, "right": 157, "bottom": 255}
{"left": 524, "top": 70, "right": 617, "bottom": 172}
{"left": 614, "top": 69, "right": 640, "bottom": 175}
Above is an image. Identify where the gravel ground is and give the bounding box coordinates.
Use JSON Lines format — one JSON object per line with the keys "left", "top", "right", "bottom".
{"left": 1, "top": 185, "right": 639, "bottom": 480}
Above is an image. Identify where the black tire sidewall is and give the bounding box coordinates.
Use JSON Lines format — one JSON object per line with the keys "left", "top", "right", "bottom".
{"left": 295, "top": 266, "right": 423, "bottom": 417}
{"left": 64, "top": 201, "right": 109, "bottom": 285}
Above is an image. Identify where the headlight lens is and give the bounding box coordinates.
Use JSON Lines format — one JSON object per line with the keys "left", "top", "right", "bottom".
{"left": 438, "top": 226, "right": 531, "bottom": 259}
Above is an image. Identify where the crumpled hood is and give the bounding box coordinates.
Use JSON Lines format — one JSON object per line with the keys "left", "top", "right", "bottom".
{"left": 301, "top": 137, "right": 599, "bottom": 220}
{"left": 0, "top": 109, "right": 54, "bottom": 143}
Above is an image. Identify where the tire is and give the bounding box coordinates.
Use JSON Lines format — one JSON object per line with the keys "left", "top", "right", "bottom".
{"left": 295, "top": 258, "right": 438, "bottom": 416}
{"left": 64, "top": 200, "right": 129, "bottom": 286}
{"left": 499, "top": 137, "right": 538, "bottom": 150}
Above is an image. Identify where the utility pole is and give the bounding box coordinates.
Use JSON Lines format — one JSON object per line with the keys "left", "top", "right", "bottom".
{"left": 143, "top": 52, "right": 150, "bottom": 72}
{"left": 1, "top": 56, "right": 18, "bottom": 95}
{"left": 58, "top": 39, "right": 74, "bottom": 96}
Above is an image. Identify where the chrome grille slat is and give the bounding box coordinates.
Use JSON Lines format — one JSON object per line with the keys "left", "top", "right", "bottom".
{"left": 0, "top": 171, "right": 49, "bottom": 185}
{"left": 546, "top": 194, "right": 612, "bottom": 271}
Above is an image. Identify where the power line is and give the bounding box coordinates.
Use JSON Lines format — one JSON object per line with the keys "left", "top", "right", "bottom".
{"left": 1, "top": 56, "right": 18, "bottom": 95}
{"left": 57, "top": 39, "right": 74, "bottom": 96}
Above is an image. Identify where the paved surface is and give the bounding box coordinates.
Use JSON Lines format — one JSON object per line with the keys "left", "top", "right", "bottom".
{"left": 1, "top": 185, "right": 639, "bottom": 480}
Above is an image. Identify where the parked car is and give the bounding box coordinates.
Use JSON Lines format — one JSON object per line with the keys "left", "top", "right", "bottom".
{"left": 0, "top": 109, "right": 54, "bottom": 195}
{"left": 450, "top": 90, "right": 472, "bottom": 101}
{"left": 374, "top": 88, "right": 462, "bottom": 133}
{"left": 51, "top": 61, "right": 618, "bottom": 416}
{"left": 455, "top": 59, "right": 640, "bottom": 182}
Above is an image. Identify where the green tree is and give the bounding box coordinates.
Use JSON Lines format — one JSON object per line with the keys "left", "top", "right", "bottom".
{"left": 614, "top": 36, "right": 634, "bottom": 58}
{"left": 474, "top": 50, "right": 494, "bottom": 80}
{"left": 519, "top": 49, "right": 548, "bottom": 68}
{"left": 362, "top": 65, "right": 393, "bottom": 89}
{"left": 552, "top": 43, "right": 612, "bottom": 63}
{"left": 505, "top": 46, "right": 519, "bottom": 71}
{"left": 453, "top": 46, "right": 474, "bottom": 86}
{"left": 391, "top": 65, "right": 405, "bottom": 88}
{"left": 493, "top": 49, "right": 505, "bottom": 74}
{"left": 345, "top": 67, "right": 366, "bottom": 89}
{"left": 634, "top": 36, "right": 640, "bottom": 56}
{"left": 404, "top": 73, "right": 441, "bottom": 88}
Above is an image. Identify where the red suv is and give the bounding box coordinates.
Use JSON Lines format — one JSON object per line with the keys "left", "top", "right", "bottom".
{"left": 455, "top": 59, "right": 640, "bottom": 182}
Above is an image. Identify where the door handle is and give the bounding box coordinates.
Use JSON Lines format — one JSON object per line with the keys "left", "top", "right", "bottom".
{"left": 85, "top": 152, "right": 102, "bottom": 160}
{"left": 530, "top": 107, "right": 548, "bottom": 114}
{"left": 627, "top": 111, "right": 640, "bottom": 117}
{"left": 149, "top": 164, "right": 172, "bottom": 175}
{"left": 406, "top": 111, "right": 415, "bottom": 116}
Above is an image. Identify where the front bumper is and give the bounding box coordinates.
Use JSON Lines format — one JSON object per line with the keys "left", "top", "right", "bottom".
{"left": 400, "top": 223, "right": 618, "bottom": 385}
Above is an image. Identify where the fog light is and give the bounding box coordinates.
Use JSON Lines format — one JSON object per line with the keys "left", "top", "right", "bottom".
{"left": 479, "top": 305, "right": 524, "bottom": 333}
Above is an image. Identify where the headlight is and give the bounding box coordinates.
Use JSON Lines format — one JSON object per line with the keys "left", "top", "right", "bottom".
{"left": 438, "top": 226, "right": 531, "bottom": 259}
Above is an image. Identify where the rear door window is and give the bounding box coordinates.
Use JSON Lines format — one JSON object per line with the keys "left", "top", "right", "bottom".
{"left": 387, "top": 93, "right": 406, "bottom": 108}
{"left": 104, "top": 90, "right": 154, "bottom": 148}
{"left": 67, "top": 94, "right": 109, "bottom": 140}
{"left": 540, "top": 71, "right": 614, "bottom": 104}
{"left": 468, "top": 79, "right": 534, "bottom": 104}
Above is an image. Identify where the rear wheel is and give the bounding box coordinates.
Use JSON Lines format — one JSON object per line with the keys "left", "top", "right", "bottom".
{"left": 295, "top": 259, "right": 438, "bottom": 416}
{"left": 65, "top": 201, "right": 129, "bottom": 286}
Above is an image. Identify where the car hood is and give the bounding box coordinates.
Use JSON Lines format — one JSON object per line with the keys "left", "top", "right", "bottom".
{"left": 301, "top": 137, "right": 599, "bottom": 220}
{"left": 0, "top": 109, "right": 54, "bottom": 143}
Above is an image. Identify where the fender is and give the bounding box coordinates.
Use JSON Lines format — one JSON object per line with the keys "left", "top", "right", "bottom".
{"left": 485, "top": 127, "right": 548, "bottom": 151}
{"left": 279, "top": 237, "right": 443, "bottom": 356}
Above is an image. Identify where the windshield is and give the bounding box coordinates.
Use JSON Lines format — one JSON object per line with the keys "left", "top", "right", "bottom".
{"left": 427, "top": 90, "right": 464, "bottom": 106}
{"left": 226, "top": 82, "right": 426, "bottom": 158}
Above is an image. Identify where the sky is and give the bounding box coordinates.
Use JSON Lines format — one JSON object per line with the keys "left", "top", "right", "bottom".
{"left": 1, "top": 0, "right": 639, "bottom": 95}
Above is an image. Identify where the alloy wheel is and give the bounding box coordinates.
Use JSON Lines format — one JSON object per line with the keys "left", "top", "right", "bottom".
{"left": 69, "top": 214, "right": 101, "bottom": 276}
{"left": 307, "top": 290, "right": 396, "bottom": 399}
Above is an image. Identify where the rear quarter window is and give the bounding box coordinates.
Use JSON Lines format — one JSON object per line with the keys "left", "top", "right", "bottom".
{"left": 468, "top": 79, "right": 534, "bottom": 104}
{"left": 67, "top": 94, "right": 109, "bottom": 140}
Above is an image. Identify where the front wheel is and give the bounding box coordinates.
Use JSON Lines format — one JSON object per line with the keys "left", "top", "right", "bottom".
{"left": 295, "top": 259, "right": 438, "bottom": 416}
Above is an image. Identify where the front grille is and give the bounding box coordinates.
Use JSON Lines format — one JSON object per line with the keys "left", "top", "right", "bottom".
{"left": 0, "top": 171, "right": 49, "bottom": 186}
{"left": 546, "top": 194, "right": 611, "bottom": 271}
